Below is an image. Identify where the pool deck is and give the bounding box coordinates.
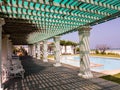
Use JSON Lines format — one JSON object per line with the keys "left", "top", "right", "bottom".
{"left": 4, "top": 56, "right": 120, "bottom": 90}
{"left": 101, "top": 69, "right": 120, "bottom": 75}
{"left": 90, "top": 55, "right": 120, "bottom": 60}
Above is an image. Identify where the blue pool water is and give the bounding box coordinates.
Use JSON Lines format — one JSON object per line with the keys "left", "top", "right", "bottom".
{"left": 61, "top": 56, "right": 120, "bottom": 72}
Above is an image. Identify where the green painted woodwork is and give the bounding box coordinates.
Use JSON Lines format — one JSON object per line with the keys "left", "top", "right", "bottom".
{"left": 0, "top": 0, "right": 120, "bottom": 44}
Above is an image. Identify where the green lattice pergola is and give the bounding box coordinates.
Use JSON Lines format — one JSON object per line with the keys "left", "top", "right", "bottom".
{"left": 0, "top": 0, "right": 120, "bottom": 44}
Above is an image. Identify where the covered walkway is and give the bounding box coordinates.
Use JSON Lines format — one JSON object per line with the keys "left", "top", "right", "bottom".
{"left": 4, "top": 56, "right": 120, "bottom": 90}
{"left": 0, "top": 0, "right": 120, "bottom": 89}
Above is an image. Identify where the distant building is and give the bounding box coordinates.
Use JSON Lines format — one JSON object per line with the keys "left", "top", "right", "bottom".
{"left": 61, "top": 46, "right": 74, "bottom": 55}
{"left": 106, "top": 49, "right": 120, "bottom": 55}
{"left": 90, "top": 49, "right": 120, "bottom": 55}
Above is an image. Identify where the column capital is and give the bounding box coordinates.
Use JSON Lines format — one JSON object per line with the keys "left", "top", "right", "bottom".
{"left": 2, "top": 34, "right": 10, "bottom": 39}
{"left": 54, "top": 36, "right": 60, "bottom": 38}
{"left": 43, "top": 40, "right": 47, "bottom": 43}
{"left": 0, "top": 18, "right": 5, "bottom": 26}
{"left": 78, "top": 26, "right": 91, "bottom": 36}
{"left": 37, "top": 41, "right": 40, "bottom": 45}
{"left": 78, "top": 26, "right": 92, "bottom": 31}
{"left": 54, "top": 36, "right": 61, "bottom": 41}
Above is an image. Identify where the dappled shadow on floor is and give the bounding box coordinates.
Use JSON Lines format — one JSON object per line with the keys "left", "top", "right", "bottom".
{"left": 4, "top": 56, "right": 120, "bottom": 90}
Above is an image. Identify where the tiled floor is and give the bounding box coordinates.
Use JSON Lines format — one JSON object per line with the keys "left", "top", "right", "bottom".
{"left": 4, "top": 56, "right": 120, "bottom": 90}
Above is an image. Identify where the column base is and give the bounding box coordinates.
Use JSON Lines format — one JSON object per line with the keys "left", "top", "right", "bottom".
{"left": 33, "top": 55, "right": 36, "bottom": 58}
{"left": 53, "top": 63, "right": 62, "bottom": 67}
{"left": 78, "top": 72, "right": 93, "bottom": 79}
{"left": 0, "top": 84, "right": 4, "bottom": 90}
{"left": 43, "top": 59, "right": 48, "bottom": 62}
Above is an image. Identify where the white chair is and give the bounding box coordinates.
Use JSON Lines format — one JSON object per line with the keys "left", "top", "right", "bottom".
{"left": 8, "top": 64, "right": 25, "bottom": 78}
{"left": 2, "top": 59, "right": 25, "bottom": 82}
{"left": 2, "top": 64, "right": 9, "bottom": 83}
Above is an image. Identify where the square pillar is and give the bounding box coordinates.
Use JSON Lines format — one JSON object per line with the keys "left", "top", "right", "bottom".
{"left": 33, "top": 44, "right": 36, "bottom": 58}
{"left": 78, "top": 26, "right": 93, "bottom": 79}
{"left": 28, "top": 45, "right": 33, "bottom": 56}
{"left": 0, "top": 18, "right": 5, "bottom": 89}
{"left": 6, "top": 35, "right": 11, "bottom": 59}
{"left": 8, "top": 40, "right": 12, "bottom": 59}
{"left": 2, "top": 35, "right": 10, "bottom": 65}
{"left": 53, "top": 36, "right": 61, "bottom": 67}
{"left": 37, "top": 42, "right": 41, "bottom": 59}
{"left": 43, "top": 40, "right": 48, "bottom": 62}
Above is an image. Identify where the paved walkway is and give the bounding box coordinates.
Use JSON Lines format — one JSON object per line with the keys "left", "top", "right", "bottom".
{"left": 4, "top": 56, "right": 120, "bottom": 90}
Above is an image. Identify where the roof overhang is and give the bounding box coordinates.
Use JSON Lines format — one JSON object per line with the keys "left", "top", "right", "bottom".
{"left": 0, "top": 0, "right": 120, "bottom": 44}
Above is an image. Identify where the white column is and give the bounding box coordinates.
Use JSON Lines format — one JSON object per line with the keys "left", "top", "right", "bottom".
{"left": 7, "top": 35, "right": 11, "bottom": 60}
{"left": 78, "top": 26, "right": 93, "bottom": 79}
{"left": 9, "top": 40, "right": 12, "bottom": 58}
{"left": 28, "top": 45, "right": 33, "bottom": 56}
{"left": 2, "top": 35, "right": 9, "bottom": 64}
{"left": 0, "top": 22, "right": 2, "bottom": 90}
{"left": 37, "top": 42, "right": 40, "bottom": 59}
{"left": 28, "top": 45, "right": 30, "bottom": 56}
{"left": 7, "top": 39, "right": 10, "bottom": 59}
{"left": 43, "top": 40, "right": 48, "bottom": 62}
{"left": 32, "top": 44, "right": 34, "bottom": 57}
{"left": 33, "top": 44, "right": 36, "bottom": 58}
{"left": 2, "top": 35, "right": 7, "bottom": 63}
{"left": 0, "top": 18, "right": 5, "bottom": 89}
{"left": 53, "top": 36, "right": 61, "bottom": 67}
{"left": 8, "top": 40, "right": 12, "bottom": 59}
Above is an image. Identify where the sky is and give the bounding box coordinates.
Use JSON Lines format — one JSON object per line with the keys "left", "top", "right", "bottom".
{"left": 60, "top": 17, "right": 120, "bottom": 49}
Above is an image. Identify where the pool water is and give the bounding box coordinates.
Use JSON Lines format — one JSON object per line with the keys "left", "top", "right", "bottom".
{"left": 61, "top": 56, "right": 120, "bottom": 72}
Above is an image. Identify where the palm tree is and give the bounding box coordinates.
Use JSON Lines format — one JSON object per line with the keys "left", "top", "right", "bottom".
{"left": 60, "top": 40, "right": 78, "bottom": 54}
{"left": 48, "top": 40, "right": 78, "bottom": 54}
{"left": 71, "top": 42, "right": 78, "bottom": 54}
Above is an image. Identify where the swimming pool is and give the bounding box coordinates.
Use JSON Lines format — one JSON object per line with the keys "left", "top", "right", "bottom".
{"left": 61, "top": 56, "right": 120, "bottom": 72}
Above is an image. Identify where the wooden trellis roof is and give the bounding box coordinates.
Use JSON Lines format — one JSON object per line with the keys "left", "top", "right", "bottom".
{"left": 0, "top": 0, "right": 120, "bottom": 44}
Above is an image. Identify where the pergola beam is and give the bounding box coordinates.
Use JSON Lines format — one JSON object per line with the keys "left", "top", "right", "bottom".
{"left": 88, "top": 11, "right": 120, "bottom": 26}
{"left": 0, "top": 13, "right": 90, "bottom": 27}
{"left": 0, "top": 6, "right": 97, "bottom": 21}
{"left": 0, "top": 0, "right": 120, "bottom": 44}
{"left": 29, "top": 0, "right": 110, "bottom": 16}
{"left": 78, "top": 0, "right": 120, "bottom": 11}
{"left": 27, "top": 25, "right": 77, "bottom": 44}
{"left": 1, "top": 1, "right": 104, "bottom": 19}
